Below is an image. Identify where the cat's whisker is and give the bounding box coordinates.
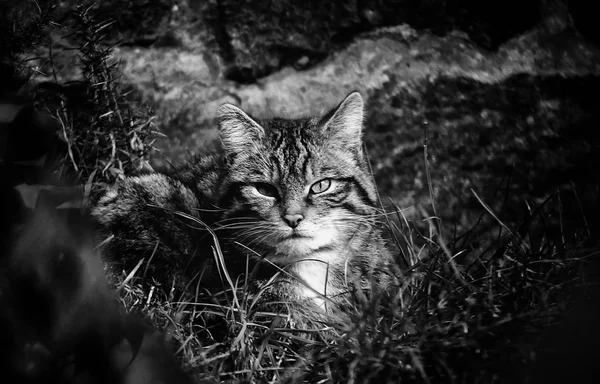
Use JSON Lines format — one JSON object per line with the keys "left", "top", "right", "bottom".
{"left": 235, "top": 224, "right": 286, "bottom": 246}
{"left": 214, "top": 220, "right": 275, "bottom": 229}
{"left": 215, "top": 223, "right": 265, "bottom": 230}
{"left": 248, "top": 231, "right": 280, "bottom": 248}
{"left": 217, "top": 224, "right": 276, "bottom": 233}
{"left": 228, "top": 227, "right": 279, "bottom": 236}
{"left": 335, "top": 217, "right": 377, "bottom": 225}
{"left": 215, "top": 216, "right": 265, "bottom": 224}
{"left": 329, "top": 219, "right": 370, "bottom": 227}
{"left": 214, "top": 220, "right": 279, "bottom": 230}
{"left": 238, "top": 232, "right": 270, "bottom": 248}
{"left": 236, "top": 228, "right": 272, "bottom": 239}
{"left": 234, "top": 225, "right": 274, "bottom": 237}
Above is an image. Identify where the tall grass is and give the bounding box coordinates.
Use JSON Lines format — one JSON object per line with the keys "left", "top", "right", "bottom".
{"left": 110, "top": 185, "right": 593, "bottom": 383}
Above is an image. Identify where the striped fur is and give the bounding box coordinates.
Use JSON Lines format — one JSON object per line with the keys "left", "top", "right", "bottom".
{"left": 92, "top": 92, "right": 394, "bottom": 309}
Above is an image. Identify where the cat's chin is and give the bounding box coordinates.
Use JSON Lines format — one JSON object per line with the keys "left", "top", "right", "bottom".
{"left": 268, "top": 240, "right": 310, "bottom": 260}
{"left": 266, "top": 236, "right": 328, "bottom": 264}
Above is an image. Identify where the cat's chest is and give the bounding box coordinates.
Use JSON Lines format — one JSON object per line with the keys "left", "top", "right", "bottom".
{"left": 287, "top": 248, "right": 350, "bottom": 303}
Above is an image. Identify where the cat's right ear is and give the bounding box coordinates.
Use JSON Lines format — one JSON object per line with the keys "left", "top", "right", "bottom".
{"left": 217, "top": 104, "right": 265, "bottom": 155}
{"left": 319, "top": 92, "right": 364, "bottom": 151}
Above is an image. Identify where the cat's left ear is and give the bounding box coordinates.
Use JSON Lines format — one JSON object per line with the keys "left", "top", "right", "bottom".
{"left": 320, "top": 92, "right": 364, "bottom": 151}
{"left": 217, "top": 103, "right": 265, "bottom": 155}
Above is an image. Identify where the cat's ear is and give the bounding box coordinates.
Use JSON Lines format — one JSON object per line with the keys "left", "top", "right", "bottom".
{"left": 217, "top": 103, "right": 265, "bottom": 154}
{"left": 320, "top": 92, "right": 364, "bottom": 150}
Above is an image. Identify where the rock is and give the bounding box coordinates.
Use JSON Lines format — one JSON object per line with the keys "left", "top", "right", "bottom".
{"left": 111, "top": 19, "right": 600, "bottom": 162}
{"left": 367, "top": 73, "right": 600, "bottom": 231}
{"left": 32, "top": 1, "right": 600, "bottom": 84}
{"left": 202, "top": 0, "right": 361, "bottom": 82}
{"left": 201, "top": 0, "right": 545, "bottom": 82}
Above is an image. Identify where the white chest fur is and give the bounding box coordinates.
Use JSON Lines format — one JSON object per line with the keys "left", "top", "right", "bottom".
{"left": 288, "top": 249, "right": 350, "bottom": 302}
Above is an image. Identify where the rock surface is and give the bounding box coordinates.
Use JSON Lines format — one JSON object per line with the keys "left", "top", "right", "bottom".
{"left": 203, "top": 0, "right": 545, "bottom": 82}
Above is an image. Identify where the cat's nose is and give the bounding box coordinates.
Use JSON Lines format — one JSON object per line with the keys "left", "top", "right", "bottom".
{"left": 283, "top": 214, "right": 304, "bottom": 228}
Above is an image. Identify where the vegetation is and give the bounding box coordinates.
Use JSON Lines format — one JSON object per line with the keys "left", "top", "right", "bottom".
{"left": 110, "top": 164, "right": 594, "bottom": 384}
{"left": 1, "top": 1, "right": 598, "bottom": 383}
{"left": 1, "top": 0, "right": 159, "bottom": 195}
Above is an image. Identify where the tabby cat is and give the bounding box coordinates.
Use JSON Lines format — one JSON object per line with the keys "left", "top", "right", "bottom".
{"left": 92, "top": 92, "right": 395, "bottom": 311}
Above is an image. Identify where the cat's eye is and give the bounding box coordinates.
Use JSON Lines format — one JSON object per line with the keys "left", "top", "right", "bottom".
{"left": 310, "top": 179, "right": 332, "bottom": 194}
{"left": 254, "top": 182, "right": 278, "bottom": 198}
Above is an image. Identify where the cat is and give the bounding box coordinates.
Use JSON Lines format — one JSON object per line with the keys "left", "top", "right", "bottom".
{"left": 91, "top": 92, "right": 396, "bottom": 312}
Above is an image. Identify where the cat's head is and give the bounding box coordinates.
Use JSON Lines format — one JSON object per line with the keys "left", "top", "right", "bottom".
{"left": 216, "top": 92, "right": 379, "bottom": 262}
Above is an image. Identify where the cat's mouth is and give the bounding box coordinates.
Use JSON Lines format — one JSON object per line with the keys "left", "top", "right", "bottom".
{"left": 288, "top": 231, "right": 310, "bottom": 239}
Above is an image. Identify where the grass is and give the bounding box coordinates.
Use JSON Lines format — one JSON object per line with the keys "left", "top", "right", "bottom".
{"left": 106, "top": 185, "right": 592, "bottom": 383}
{"left": 2, "top": 1, "right": 598, "bottom": 383}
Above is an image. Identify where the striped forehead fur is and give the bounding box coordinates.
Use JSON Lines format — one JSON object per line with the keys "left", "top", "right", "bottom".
{"left": 217, "top": 93, "right": 365, "bottom": 151}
